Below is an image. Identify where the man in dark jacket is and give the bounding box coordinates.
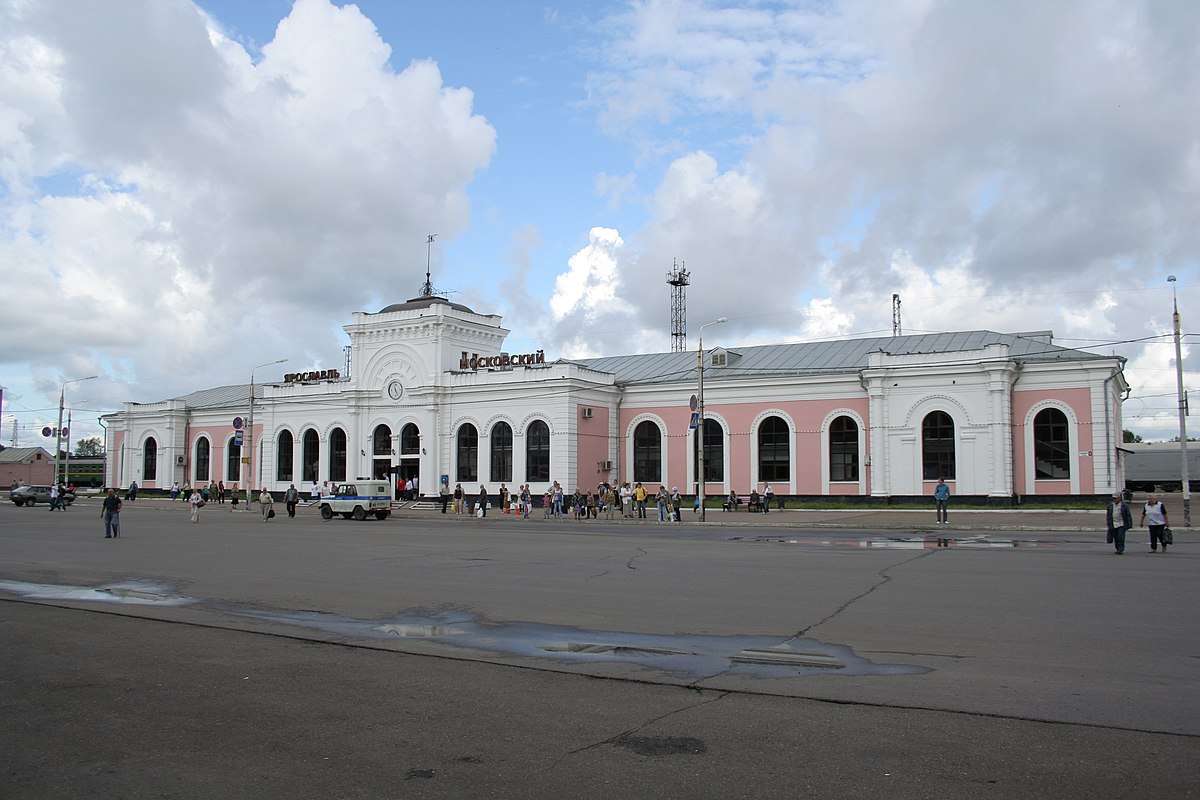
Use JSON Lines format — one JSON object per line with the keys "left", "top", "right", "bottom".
{"left": 1106, "top": 492, "right": 1132, "bottom": 555}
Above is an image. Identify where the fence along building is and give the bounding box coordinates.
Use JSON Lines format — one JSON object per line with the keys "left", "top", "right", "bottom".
{"left": 104, "top": 295, "right": 1128, "bottom": 501}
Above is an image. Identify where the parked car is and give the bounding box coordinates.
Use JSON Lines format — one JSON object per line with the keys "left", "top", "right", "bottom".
{"left": 8, "top": 485, "right": 76, "bottom": 507}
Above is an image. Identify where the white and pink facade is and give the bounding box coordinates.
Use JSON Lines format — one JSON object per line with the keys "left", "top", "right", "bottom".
{"left": 104, "top": 296, "right": 1128, "bottom": 501}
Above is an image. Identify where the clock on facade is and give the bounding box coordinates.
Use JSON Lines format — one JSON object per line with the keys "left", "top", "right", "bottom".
{"left": 387, "top": 380, "right": 404, "bottom": 400}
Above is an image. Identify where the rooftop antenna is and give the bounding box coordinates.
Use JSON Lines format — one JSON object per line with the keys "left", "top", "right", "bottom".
{"left": 667, "top": 260, "right": 690, "bottom": 352}
{"left": 421, "top": 234, "right": 437, "bottom": 297}
{"left": 892, "top": 293, "right": 902, "bottom": 336}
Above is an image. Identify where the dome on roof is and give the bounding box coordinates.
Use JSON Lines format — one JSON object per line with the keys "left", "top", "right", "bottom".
{"left": 378, "top": 296, "right": 475, "bottom": 314}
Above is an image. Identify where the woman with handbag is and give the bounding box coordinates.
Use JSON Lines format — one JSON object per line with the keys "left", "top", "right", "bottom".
{"left": 1139, "top": 493, "right": 1170, "bottom": 553}
{"left": 1105, "top": 493, "right": 1132, "bottom": 555}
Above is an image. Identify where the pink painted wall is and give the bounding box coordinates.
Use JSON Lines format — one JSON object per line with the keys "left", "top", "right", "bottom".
{"left": 1013, "top": 387, "right": 1095, "bottom": 495}
{"left": 576, "top": 404, "right": 611, "bottom": 489}
{"left": 622, "top": 395, "right": 871, "bottom": 495}
{"left": 112, "top": 430, "right": 126, "bottom": 487}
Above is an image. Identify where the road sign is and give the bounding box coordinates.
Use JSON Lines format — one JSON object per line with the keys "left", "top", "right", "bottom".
{"left": 233, "top": 417, "right": 244, "bottom": 429}
{"left": 234, "top": 430, "right": 244, "bottom": 446}
{"left": 42, "top": 426, "right": 52, "bottom": 437}
{"left": 689, "top": 394, "right": 698, "bottom": 411}
{"left": 689, "top": 412, "right": 699, "bottom": 429}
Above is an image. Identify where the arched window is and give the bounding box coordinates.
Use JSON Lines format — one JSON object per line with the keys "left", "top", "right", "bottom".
{"left": 1034, "top": 408, "right": 1070, "bottom": 479}
{"left": 633, "top": 421, "right": 661, "bottom": 483}
{"left": 329, "top": 428, "right": 347, "bottom": 482}
{"left": 758, "top": 416, "right": 790, "bottom": 482}
{"left": 693, "top": 418, "right": 724, "bottom": 482}
{"left": 142, "top": 437, "right": 157, "bottom": 481}
{"left": 373, "top": 425, "right": 392, "bottom": 457}
{"left": 829, "top": 416, "right": 859, "bottom": 482}
{"left": 302, "top": 429, "right": 320, "bottom": 483}
{"left": 400, "top": 423, "right": 420, "bottom": 454}
{"left": 276, "top": 430, "right": 293, "bottom": 481}
{"left": 922, "top": 411, "right": 955, "bottom": 480}
{"left": 490, "top": 422, "right": 513, "bottom": 482}
{"left": 456, "top": 424, "right": 478, "bottom": 482}
{"left": 194, "top": 438, "right": 210, "bottom": 482}
{"left": 227, "top": 439, "right": 241, "bottom": 483}
{"left": 526, "top": 420, "right": 550, "bottom": 482}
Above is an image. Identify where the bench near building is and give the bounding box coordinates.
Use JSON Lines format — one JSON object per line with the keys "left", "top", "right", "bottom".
{"left": 102, "top": 293, "right": 1129, "bottom": 504}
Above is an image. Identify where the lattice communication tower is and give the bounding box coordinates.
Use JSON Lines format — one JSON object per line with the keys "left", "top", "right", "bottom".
{"left": 667, "top": 261, "right": 690, "bottom": 352}
{"left": 892, "top": 293, "right": 903, "bottom": 336}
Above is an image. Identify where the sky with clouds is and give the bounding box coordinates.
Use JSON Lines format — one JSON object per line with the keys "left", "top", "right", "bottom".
{"left": 1, "top": 0, "right": 1198, "bottom": 449}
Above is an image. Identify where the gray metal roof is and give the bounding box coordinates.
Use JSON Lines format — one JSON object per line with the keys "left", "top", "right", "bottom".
{"left": 0, "top": 446, "right": 52, "bottom": 464}
{"left": 573, "top": 330, "right": 1117, "bottom": 385}
{"left": 132, "top": 383, "right": 260, "bottom": 409}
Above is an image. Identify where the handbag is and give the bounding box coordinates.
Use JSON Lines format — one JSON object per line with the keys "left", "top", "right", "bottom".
{"left": 268, "top": 508, "right": 276, "bottom": 519}
{"left": 196, "top": 499, "right": 206, "bottom": 508}
{"left": 1164, "top": 527, "right": 1173, "bottom": 545}
{"left": 1106, "top": 528, "right": 1114, "bottom": 544}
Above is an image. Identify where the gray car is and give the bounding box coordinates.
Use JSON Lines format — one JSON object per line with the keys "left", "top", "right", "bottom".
{"left": 8, "top": 485, "right": 76, "bottom": 507}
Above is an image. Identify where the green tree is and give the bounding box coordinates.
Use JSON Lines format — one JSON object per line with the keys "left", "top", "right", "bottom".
{"left": 74, "top": 437, "right": 104, "bottom": 457}
{"left": 1122, "top": 430, "right": 1143, "bottom": 443}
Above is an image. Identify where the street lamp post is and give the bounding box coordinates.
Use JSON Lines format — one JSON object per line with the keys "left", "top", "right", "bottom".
{"left": 54, "top": 375, "right": 98, "bottom": 488}
{"left": 1168, "top": 275, "right": 1190, "bottom": 525}
{"left": 246, "top": 359, "right": 288, "bottom": 508}
{"left": 697, "top": 317, "right": 727, "bottom": 522}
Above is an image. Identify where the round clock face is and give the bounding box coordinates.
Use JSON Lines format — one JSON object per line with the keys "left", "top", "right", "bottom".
{"left": 387, "top": 380, "right": 403, "bottom": 400}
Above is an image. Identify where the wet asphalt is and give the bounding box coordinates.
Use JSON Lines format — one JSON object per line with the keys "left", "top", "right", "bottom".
{"left": 1, "top": 497, "right": 1197, "bottom": 799}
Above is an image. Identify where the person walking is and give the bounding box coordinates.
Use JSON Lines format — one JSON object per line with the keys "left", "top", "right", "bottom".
{"left": 477, "top": 485, "right": 488, "bottom": 517}
{"left": 260, "top": 488, "right": 274, "bottom": 522}
{"left": 408, "top": 475, "right": 418, "bottom": 501}
{"left": 128, "top": 480, "right": 139, "bottom": 502}
{"left": 934, "top": 478, "right": 951, "bottom": 525}
{"left": 1106, "top": 492, "right": 1132, "bottom": 555}
{"left": 1140, "top": 493, "right": 1170, "bottom": 553}
{"left": 101, "top": 488, "right": 122, "bottom": 538}
{"left": 762, "top": 483, "right": 774, "bottom": 513}
{"left": 310, "top": 480, "right": 320, "bottom": 505}
{"left": 284, "top": 484, "right": 300, "bottom": 518}
{"left": 188, "top": 487, "right": 203, "bottom": 523}
{"left": 170, "top": 480, "right": 180, "bottom": 501}
{"left": 49, "top": 483, "right": 60, "bottom": 512}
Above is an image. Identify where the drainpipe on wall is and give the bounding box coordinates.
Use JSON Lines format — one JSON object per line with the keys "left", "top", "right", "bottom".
{"left": 1102, "top": 367, "right": 1127, "bottom": 496}
{"left": 614, "top": 382, "right": 626, "bottom": 486}
{"left": 1009, "top": 362, "right": 1024, "bottom": 505}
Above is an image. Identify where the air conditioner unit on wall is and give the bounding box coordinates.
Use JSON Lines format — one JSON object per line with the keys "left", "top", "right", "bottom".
{"left": 176, "top": 455, "right": 185, "bottom": 465}
{"left": 599, "top": 460, "right": 613, "bottom": 471}
{"left": 581, "top": 407, "right": 594, "bottom": 419}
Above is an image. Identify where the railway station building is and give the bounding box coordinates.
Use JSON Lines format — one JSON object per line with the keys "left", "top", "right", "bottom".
{"left": 103, "top": 294, "right": 1129, "bottom": 502}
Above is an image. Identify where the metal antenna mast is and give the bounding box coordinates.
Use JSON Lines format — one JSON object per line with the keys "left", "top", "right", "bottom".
{"left": 892, "top": 293, "right": 902, "bottom": 336}
{"left": 421, "top": 234, "right": 437, "bottom": 297}
{"left": 667, "top": 260, "right": 690, "bottom": 352}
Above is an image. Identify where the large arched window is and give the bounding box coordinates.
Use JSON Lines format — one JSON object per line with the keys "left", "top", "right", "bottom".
{"left": 329, "top": 428, "right": 347, "bottom": 482}
{"left": 490, "top": 422, "right": 513, "bottom": 482}
{"left": 142, "top": 437, "right": 157, "bottom": 481}
{"left": 633, "top": 421, "right": 662, "bottom": 483}
{"left": 693, "top": 418, "right": 724, "bottom": 482}
{"left": 194, "top": 438, "right": 210, "bottom": 482}
{"left": 758, "top": 416, "right": 790, "bottom": 482}
{"left": 276, "top": 430, "right": 293, "bottom": 482}
{"left": 373, "top": 424, "right": 392, "bottom": 457}
{"left": 922, "top": 411, "right": 956, "bottom": 480}
{"left": 400, "top": 423, "right": 420, "bottom": 454}
{"left": 1034, "top": 408, "right": 1070, "bottom": 479}
{"left": 456, "top": 424, "right": 478, "bottom": 482}
{"left": 226, "top": 439, "right": 241, "bottom": 483}
{"left": 829, "top": 416, "right": 859, "bottom": 482}
{"left": 526, "top": 420, "right": 550, "bottom": 482}
{"left": 302, "top": 429, "right": 320, "bottom": 483}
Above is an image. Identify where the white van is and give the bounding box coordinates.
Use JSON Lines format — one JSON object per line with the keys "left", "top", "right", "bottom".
{"left": 318, "top": 480, "right": 392, "bottom": 521}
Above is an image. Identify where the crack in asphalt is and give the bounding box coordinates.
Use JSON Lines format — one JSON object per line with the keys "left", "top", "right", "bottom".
{"left": 788, "top": 549, "right": 937, "bottom": 641}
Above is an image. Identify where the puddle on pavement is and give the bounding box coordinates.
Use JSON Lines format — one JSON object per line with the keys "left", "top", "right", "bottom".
{"left": 0, "top": 579, "right": 197, "bottom": 606}
{"left": 234, "top": 607, "right": 929, "bottom": 680}
{"left": 0, "top": 578, "right": 928, "bottom": 679}
{"left": 735, "top": 535, "right": 1049, "bottom": 549}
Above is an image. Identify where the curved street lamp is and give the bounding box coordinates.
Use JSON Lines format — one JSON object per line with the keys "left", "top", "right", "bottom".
{"left": 697, "top": 317, "right": 727, "bottom": 522}
{"left": 245, "top": 359, "right": 288, "bottom": 507}
{"left": 1168, "top": 275, "right": 1190, "bottom": 525}
{"left": 54, "top": 375, "right": 98, "bottom": 486}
